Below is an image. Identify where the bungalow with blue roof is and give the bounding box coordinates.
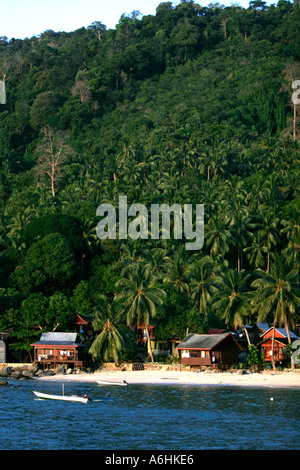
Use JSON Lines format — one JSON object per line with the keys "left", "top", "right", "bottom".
{"left": 31, "top": 332, "right": 86, "bottom": 369}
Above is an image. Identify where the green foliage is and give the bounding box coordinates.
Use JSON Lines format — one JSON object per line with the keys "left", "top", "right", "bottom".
{"left": 0, "top": 1, "right": 299, "bottom": 362}
{"left": 247, "top": 344, "right": 264, "bottom": 368}
{"left": 89, "top": 295, "right": 133, "bottom": 364}
{"left": 10, "top": 233, "right": 77, "bottom": 295}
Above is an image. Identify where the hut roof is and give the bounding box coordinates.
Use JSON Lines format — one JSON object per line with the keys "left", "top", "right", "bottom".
{"left": 74, "top": 313, "right": 94, "bottom": 324}
{"left": 31, "top": 332, "right": 85, "bottom": 347}
{"left": 176, "top": 333, "right": 242, "bottom": 351}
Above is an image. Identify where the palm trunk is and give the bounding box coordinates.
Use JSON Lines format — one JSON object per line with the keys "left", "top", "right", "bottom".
{"left": 145, "top": 325, "right": 154, "bottom": 363}
{"left": 293, "top": 103, "right": 296, "bottom": 142}
{"left": 271, "top": 323, "right": 276, "bottom": 371}
{"left": 243, "top": 324, "right": 251, "bottom": 345}
{"left": 284, "top": 313, "right": 294, "bottom": 369}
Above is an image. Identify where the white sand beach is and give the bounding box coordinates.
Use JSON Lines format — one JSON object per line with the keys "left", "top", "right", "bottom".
{"left": 36, "top": 367, "right": 300, "bottom": 388}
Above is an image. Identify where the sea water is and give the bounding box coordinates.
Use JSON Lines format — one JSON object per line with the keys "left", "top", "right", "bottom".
{"left": 0, "top": 379, "right": 299, "bottom": 450}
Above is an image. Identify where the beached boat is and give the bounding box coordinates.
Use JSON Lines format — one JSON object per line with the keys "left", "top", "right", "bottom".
{"left": 33, "top": 390, "right": 89, "bottom": 403}
{"left": 97, "top": 379, "right": 128, "bottom": 386}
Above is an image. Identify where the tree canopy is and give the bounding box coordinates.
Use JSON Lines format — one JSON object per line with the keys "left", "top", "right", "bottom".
{"left": 0, "top": 0, "right": 299, "bottom": 363}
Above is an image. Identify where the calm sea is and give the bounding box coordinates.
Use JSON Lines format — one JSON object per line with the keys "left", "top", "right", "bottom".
{"left": 0, "top": 379, "right": 299, "bottom": 451}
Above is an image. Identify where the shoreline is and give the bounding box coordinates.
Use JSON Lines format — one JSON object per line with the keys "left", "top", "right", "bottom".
{"left": 35, "top": 369, "right": 300, "bottom": 388}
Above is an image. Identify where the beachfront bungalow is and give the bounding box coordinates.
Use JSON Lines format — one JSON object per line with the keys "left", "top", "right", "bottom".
{"left": 31, "top": 332, "right": 86, "bottom": 369}
{"left": 137, "top": 323, "right": 154, "bottom": 346}
{"left": 0, "top": 329, "right": 13, "bottom": 363}
{"left": 150, "top": 337, "right": 180, "bottom": 358}
{"left": 176, "top": 333, "right": 243, "bottom": 370}
{"left": 247, "top": 322, "right": 270, "bottom": 344}
{"left": 74, "top": 312, "right": 94, "bottom": 339}
{"left": 137, "top": 323, "right": 180, "bottom": 358}
{"left": 258, "top": 327, "right": 298, "bottom": 364}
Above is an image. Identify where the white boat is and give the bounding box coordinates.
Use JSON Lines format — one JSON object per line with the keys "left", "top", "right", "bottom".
{"left": 97, "top": 379, "right": 128, "bottom": 386}
{"left": 33, "top": 390, "right": 89, "bottom": 403}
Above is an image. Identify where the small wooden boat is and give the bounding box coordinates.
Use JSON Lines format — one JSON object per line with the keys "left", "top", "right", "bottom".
{"left": 97, "top": 379, "right": 128, "bottom": 386}
{"left": 33, "top": 390, "right": 89, "bottom": 403}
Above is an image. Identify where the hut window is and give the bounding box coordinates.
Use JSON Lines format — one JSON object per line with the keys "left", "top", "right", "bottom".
{"left": 191, "top": 351, "right": 199, "bottom": 357}
{"left": 201, "top": 351, "right": 205, "bottom": 358}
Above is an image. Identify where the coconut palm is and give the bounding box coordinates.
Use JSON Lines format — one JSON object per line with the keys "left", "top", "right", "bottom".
{"left": 163, "top": 249, "right": 189, "bottom": 295}
{"left": 205, "top": 213, "right": 232, "bottom": 258}
{"left": 198, "top": 182, "right": 220, "bottom": 219}
{"left": 143, "top": 247, "right": 168, "bottom": 278}
{"left": 281, "top": 210, "right": 300, "bottom": 273}
{"left": 251, "top": 255, "right": 300, "bottom": 369}
{"left": 186, "top": 256, "right": 219, "bottom": 315}
{"left": 119, "top": 240, "right": 143, "bottom": 275}
{"left": 89, "top": 296, "right": 127, "bottom": 365}
{"left": 212, "top": 269, "right": 253, "bottom": 345}
{"left": 244, "top": 232, "right": 269, "bottom": 270}
{"left": 115, "top": 262, "right": 166, "bottom": 362}
{"left": 256, "top": 210, "right": 280, "bottom": 272}
{"left": 80, "top": 217, "right": 99, "bottom": 270}
{"left": 198, "top": 147, "right": 216, "bottom": 181}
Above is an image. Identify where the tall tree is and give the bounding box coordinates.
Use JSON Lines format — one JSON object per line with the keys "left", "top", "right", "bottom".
{"left": 89, "top": 295, "right": 127, "bottom": 365}
{"left": 35, "top": 127, "right": 73, "bottom": 199}
{"left": 115, "top": 262, "right": 166, "bottom": 362}
{"left": 212, "top": 269, "right": 253, "bottom": 345}
{"left": 186, "top": 256, "right": 219, "bottom": 315}
{"left": 256, "top": 210, "right": 280, "bottom": 272}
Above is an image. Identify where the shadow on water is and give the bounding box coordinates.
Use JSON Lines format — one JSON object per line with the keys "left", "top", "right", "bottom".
{"left": 1, "top": 379, "right": 299, "bottom": 450}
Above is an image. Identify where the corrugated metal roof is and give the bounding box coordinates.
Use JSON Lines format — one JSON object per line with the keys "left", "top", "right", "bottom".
{"left": 31, "top": 332, "right": 85, "bottom": 347}
{"left": 261, "top": 328, "right": 298, "bottom": 339}
{"left": 176, "top": 333, "right": 231, "bottom": 350}
{"left": 276, "top": 328, "right": 298, "bottom": 339}
{"left": 40, "top": 332, "right": 78, "bottom": 342}
{"left": 256, "top": 322, "right": 269, "bottom": 332}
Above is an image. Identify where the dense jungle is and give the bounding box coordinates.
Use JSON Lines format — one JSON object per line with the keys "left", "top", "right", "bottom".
{"left": 0, "top": 0, "right": 299, "bottom": 364}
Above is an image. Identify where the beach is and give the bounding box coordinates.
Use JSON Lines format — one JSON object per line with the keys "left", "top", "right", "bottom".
{"left": 36, "top": 367, "right": 300, "bottom": 388}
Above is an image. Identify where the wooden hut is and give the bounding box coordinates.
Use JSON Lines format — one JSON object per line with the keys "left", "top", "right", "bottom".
{"left": 74, "top": 312, "right": 94, "bottom": 338}
{"left": 31, "top": 332, "right": 86, "bottom": 369}
{"left": 176, "top": 333, "right": 243, "bottom": 369}
{"left": 259, "top": 327, "right": 298, "bottom": 364}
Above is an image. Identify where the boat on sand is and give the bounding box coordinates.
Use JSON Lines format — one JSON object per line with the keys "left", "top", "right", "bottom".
{"left": 97, "top": 379, "right": 128, "bottom": 386}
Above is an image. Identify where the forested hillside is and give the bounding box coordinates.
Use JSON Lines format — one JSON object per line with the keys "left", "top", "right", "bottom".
{"left": 0, "top": 0, "right": 299, "bottom": 363}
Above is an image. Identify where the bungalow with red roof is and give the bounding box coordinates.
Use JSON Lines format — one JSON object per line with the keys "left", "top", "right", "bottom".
{"left": 258, "top": 327, "right": 298, "bottom": 364}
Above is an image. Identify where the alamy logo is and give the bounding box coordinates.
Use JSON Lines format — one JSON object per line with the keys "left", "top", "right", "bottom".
{"left": 0, "top": 81, "right": 6, "bottom": 104}
{"left": 96, "top": 196, "right": 204, "bottom": 251}
{"left": 292, "top": 80, "right": 300, "bottom": 105}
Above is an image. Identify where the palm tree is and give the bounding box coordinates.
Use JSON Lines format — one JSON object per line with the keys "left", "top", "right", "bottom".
{"left": 186, "top": 256, "right": 219, "bottom": 315}
{"left": 143, "top": 247, "right": 168, "bottom": 278}
{"left": 80, "top": 217, "right": 99, "bottom": 270}
{"left": 212, "top": 269, "right": 253, "bottom": 345}
{"left": 244, "top": 232, "right": 269, "bottom": 270}
{"left": 281, "top": 210, "right": 300, "bottom": 274}
{"left": 256, "top": 210, "right": 280, "bottom": 272}
{"left": 198, "top": 148, "right": 216, "bottom": 181}
{"left": 223, "top": 186, "right": 252, "bottom": 271}
{"left": 115, "top": 262, "right": 166, "bottom": 362}
{"left": 89, "top": 296, "right": 127, "bottom": 365}
{"left": 198, "top": 182, "right": 220, "bottom": 219}
{"left": 163, "top": 250, "right": 189, "bottom": 295}
{"left": 119, "top": 240, "right": 142, "bottom": 275}
{"left": 251, "top": 255, "right": 300, "bottom": 369}
{"left": 205, "top": 213, "right": 232, "bottom": 258}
